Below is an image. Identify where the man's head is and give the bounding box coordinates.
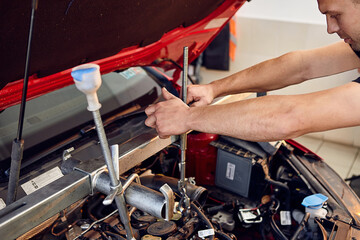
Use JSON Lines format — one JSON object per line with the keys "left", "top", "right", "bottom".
{"left": 318, "top": 0, "right": 360, "bottom": 51}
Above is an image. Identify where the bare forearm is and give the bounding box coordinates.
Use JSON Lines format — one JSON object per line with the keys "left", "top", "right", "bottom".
{"left": 209, "top": 51, "right": 307, "bottom": 98}
{"left": 209, "top": 42, "right": 360, "bottom": 98}
{"left": 187, "top": 95, "right": 301, "bottom": 141}
{"left": 188, "top": 82, "right": 360, "bottom": 141}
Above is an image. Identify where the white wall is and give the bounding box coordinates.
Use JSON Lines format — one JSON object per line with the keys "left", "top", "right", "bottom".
{"left": 237, "top": 0, "right": 325, "bottom": 25}
{"left": 201, "top": 0, "right": 360, "bottom": 146}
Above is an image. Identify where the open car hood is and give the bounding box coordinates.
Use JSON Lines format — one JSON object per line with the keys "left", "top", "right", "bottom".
{"left": 0, "top": 0, "right": 246, "bottom": 111}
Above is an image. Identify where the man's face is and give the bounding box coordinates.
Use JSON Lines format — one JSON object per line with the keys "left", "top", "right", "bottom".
{"left": 318, "top": 0, "right": 360, "bottom": 51}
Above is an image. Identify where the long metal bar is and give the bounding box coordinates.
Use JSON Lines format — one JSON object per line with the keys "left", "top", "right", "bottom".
{"left": 180, "top": 46, "right": 188, "bottom": 185}
{"left": 178, "top": 46, "right": 190, "bottom": 211}
{"left": 7, "top": 0, "right": 38, "bottom": 205}
{"left": 92, "top": 110, "right": 135, "bottom": 240}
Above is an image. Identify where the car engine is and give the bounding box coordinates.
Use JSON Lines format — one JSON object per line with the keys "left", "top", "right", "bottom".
{"left": 12, "top": 133, "right": 346, "bottom": 240}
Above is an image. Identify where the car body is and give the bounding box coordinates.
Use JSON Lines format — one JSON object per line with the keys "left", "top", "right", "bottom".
{"left": 1, "top": 1, "right": 360, "bottom": 239}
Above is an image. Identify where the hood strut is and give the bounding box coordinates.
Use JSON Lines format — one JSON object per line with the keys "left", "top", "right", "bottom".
{"left": 6, "top": 0, "right": 39, "bottom": 205}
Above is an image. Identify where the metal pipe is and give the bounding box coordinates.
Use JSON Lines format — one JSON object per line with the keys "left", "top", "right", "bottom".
{"left": 94, "top": 173, "right": 166, "bottom": 219}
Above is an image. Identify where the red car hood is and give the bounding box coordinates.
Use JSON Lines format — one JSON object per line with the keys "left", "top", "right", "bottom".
{"left": 0, "top": 0, "right": 246, "bottom": 111}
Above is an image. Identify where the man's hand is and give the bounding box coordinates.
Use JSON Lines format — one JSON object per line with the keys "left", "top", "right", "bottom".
{"left": 187, "top": 84, "right": 214, "bottom": 106}
{"left": 145, "top": 88, "right": 190, "bottom": 138}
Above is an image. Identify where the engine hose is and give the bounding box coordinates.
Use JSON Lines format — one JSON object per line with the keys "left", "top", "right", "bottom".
{"left": 87, "top": 196, "right": 105, "bottom": 221}
{"left": 264, "top": 178, "right": 290, "bottom": 211}
{"left": 190, "top": 203, "right": 214, "bottom": 240}
{"left": 265, "top": 177, "right": 292, "bottom": 236}
{"left": 270, "top": 214, "right": 288, "bottom": 240}
{"left": 314, "top": 218, "right": 328, "bottom": 240}
{"left": 290, "top": 212, "right": 310, "bottom": 240}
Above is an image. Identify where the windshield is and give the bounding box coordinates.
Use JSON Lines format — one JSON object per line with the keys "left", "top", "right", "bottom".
{"left": 0, "top": 67, "right": 160, "bottom": 168}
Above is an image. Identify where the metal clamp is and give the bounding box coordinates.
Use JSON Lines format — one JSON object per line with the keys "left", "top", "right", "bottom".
{"left": 120, "top": 173, "right": 141, "bottom": 195}
{"left": 74, "top": 167, "right": 96, "bottom": 196}
{"left": 103, "top": 181, "right": 122, "bottom": 205}
{"left": 103, "top": 173, "right": 141, "bottom": 206}
{"left": 160, "top": 183, "right": 175, "bottom": 221}
{"left": 177, "top": 185, "right": 190, "bottom": 213}
{"left": 62, "top": 147, "right": 75, "bottom": 161}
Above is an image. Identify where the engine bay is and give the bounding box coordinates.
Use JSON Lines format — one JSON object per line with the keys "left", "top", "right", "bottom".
{"left": 12, "top": 133, "right": 360, "bottom": 240}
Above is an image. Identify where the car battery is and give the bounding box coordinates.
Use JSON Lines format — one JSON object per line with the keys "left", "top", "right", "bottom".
{"left": 211, "top": 136, "right": 267, "bottom": 200}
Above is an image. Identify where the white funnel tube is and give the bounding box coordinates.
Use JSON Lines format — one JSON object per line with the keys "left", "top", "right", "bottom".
{"left": 71, "top": 63, "right": 102, "bottom": 111}
{"left": 71, "top": 63, "right": 135, "bottom": 239}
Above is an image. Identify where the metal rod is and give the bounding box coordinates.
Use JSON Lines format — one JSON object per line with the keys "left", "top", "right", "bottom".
{"left": 92, "top": 110, "right": 135, "bottom": 240}
{"left": 7, "top": 0, "right": 38, "bottom": 205}
{"left": 180, "top": 46, "right": 188, "bottom": 184}
{"left": 182, "top": 47, "right": 188, "bottom": 104}
{"left": 178, "top": 46, "right": 190, "bottom": 211}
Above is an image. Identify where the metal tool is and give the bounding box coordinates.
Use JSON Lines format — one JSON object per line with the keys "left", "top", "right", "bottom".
{"left": 178, "top": 46, "right": 191, "bottom": 213}
{"left": 71, "top": 64, "right": 135, "bottom": 240}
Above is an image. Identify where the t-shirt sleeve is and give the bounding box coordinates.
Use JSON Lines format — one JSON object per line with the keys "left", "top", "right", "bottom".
{"left": 353, "top": 76, "right": 360, "bottom": 83}
{"left": 354, "top": 49, "right": 360, "bottom": 59}
{"left": 351, "top": 48, "right": 360, "bottom": 83}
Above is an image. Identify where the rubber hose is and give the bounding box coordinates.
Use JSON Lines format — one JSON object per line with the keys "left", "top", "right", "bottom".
{"left": 191, "top": 203, "right": 214, "bottom": 240}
